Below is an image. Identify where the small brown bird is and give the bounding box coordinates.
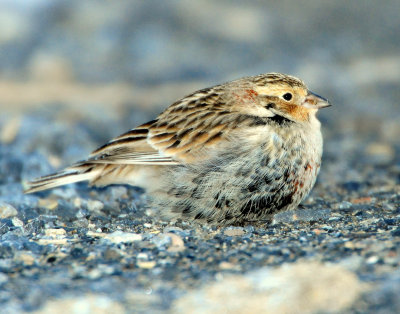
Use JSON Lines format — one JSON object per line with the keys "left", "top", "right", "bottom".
{"left": 25, "top": 73, "right": 331, "bottom": 226}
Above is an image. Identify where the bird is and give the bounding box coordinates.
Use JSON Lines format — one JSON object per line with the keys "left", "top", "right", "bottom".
{"left": 25, "top": 72, "right": 331, "bottom": 226}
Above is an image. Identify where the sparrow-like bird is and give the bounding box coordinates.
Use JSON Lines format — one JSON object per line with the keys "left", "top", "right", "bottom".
{"left": 25, "top": 73, "right": 331, "bottom": 226}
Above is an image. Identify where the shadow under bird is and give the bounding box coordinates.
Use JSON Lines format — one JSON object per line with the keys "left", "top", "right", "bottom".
{"left": 25, "top": 72, "right": 331, "bottom": 226}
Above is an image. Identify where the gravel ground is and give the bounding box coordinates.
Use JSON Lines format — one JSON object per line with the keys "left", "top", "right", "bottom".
{"left": 1, "top": 1, "right": 400, "bottom": 313}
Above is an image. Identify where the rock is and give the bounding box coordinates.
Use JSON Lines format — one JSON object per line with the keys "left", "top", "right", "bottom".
{"left": 365, "top": 143, "right": 395, "bottom": 165}
{"left": 136, "top": 252, "right": 156, "bottom": 269}
{"left": 219, "top": 262, "right": 241, "bottom": 271}
{"left": 38, "top": 199, "right": 58, "bottom": 211}
{"left": 15, "top": 252, "right": 36, "bottom": 266}
{"left": 223, "top": 228, "right": 245, "bottom": 237}
{"left": 0, "top": 202, "right": 18, "bottom": 218}
{"left": 11, "top": 217, "right": 24, "bottom": 227}
{"left": 87, "top": 200, "right": 104, "bottom": 212}
{"left": 166, "top": 233, "right": 185, "bottom": 252}
{"left": 45, "top": 228, "right": 67, "bottom": 238}
{"left": 36, "top": 294, "right": 125, "bottom": 314}
{"left": 172, "top": 262, "right": 367, "bottom": 314}
{"left": 103, "top": 248, "right": 123, "bottom": 261}
{"left": 37, "top": 238, "right": 68, "bottom": 245}
{"left": 103, "top": 231, "right": 142, "bottom": 244}
{"left": 0, "top": 272, "right": 7, "bottom": 285}
{"left": 0, "top": 117, "right": 21, "bottom": 144}
{"left": 137, "top": 260, "right": 156, "bottom": 269}
{"left": 351, "top": 197, "right": 374, "bottom": 204}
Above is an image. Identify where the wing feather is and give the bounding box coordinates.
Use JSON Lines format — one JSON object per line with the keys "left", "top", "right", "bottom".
{"left": 83, "top": 86, "right": 243, "bottom": 165}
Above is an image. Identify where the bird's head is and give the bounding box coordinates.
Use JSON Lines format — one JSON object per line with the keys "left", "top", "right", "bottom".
{"left": 231, "top": 73, "right": 331, "bottom": 123}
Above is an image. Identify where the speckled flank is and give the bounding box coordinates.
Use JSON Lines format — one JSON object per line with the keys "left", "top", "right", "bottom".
{"left": 154, "top": 120, "right": 322, "bottom": 226}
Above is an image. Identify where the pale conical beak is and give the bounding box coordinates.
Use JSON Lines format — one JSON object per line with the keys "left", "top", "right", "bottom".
{"left": 303, "top": 91, "right": 331, "bottom": 109}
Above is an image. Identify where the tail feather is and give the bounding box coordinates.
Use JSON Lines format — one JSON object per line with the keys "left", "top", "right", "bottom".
{"left": 24, "top": 162, "right": 101, "bottom": 194}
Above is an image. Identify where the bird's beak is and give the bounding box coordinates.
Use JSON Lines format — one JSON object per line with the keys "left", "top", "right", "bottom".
{"left": 303, "top": 91, "right": 331, "bottom": 109}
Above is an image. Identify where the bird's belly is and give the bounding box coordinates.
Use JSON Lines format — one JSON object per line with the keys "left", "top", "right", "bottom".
{"left": 155, "top": 133, "right": 322, "bottom": 225}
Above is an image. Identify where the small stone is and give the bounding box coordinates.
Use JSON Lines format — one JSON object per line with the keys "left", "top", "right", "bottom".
{"left": 0, "top": 117, "right": 21, "bottom": 144}
{"left": 11, "top": 217, "right": 24, "bottom": 227}
{"left": 45, "top": 228, "right": 67, "bottom": 238}
{"left": 104, "top": 231, "right": 142, "bottom": 243}
{"left": 37, "top": 294, "right": 125, "bottom": 314}
{"left": 172, "top": 262, "right": 366, "bottom": 313}
{"left": 15, "top": 252, "right": 36, "bottom": 266}
{"left": 312, "top": 228, "right": 326, "bottom": 236}
{"left": 152, "top": 234, "right": 171, "bottom": 250}
{"left": 38, "top": 199, "right": 58, "bottom": 210}
{"left": 87, "top": 200, "right": 104, "bottom": 212}
{"left": 87, "top": 231, "right": 106, "bottom": 238}
{"left": 73, "top": 197, "right": 84, "bottom": 207}
{"left": 332, "top": 201, "right": 353, "bottom": 210}
{"left": 108, "top": 186, "right": 129, "bottom": 199}
{"left": 166, "top": 233, "right": 185, "bottom": 252}
{"left": 366, "top": 256, "right": 379, "bottom": 264}
{"left": 0, "top": 273, "right": 7, "bottom": 285}
{"left": 392, "top": 228, "right": 400, "bottom": 237}
{"left": 104, "top": 248, "right": 123, "bottom": 261}
{"left": 137, "top": 253, "right": 149, "bottom": 260}
{"left": 351, "top": 197, "right": 374, "bottom": 204}
{"left": 47, "top": 155, "right": 62, "bottom": 168}
{"left": 0, "top": 202, "right": 18, "bottom": 218}
{"left": 344, "top": 241, "right": 356, "bottom": 249}
{"left": 224, "top": 228, "right": 246, "bottom": 237}
{"left": 37, "top": 238, "right": 68, "bottom": 245}
{"left": 137, "top": 260, "right": 156, "bottom": 269}
{"left": 219, "top": 261, "right": 241, "bottom": 271}
{"left": 365, "top": 142, "right": 395, "bottom": 164}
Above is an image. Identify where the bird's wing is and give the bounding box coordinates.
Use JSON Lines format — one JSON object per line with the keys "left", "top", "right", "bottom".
{"left": 87, "top": 86, "right": 243, "bottom": 165}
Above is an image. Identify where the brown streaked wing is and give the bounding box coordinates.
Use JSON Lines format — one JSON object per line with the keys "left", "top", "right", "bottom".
{"left": 85, "top": 86, "right": 234, "bottom": 165}
{"left": 147, "top": 86, "right": 238, "bottom": 162}
{"left": 86, "top": 120, "right": 178, "bottom": 165}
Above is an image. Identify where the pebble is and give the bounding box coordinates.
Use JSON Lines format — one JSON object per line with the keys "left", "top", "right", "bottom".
{"left": 0, "top": 202, "right": 18, "bottom": 218}
{"left": 44, "top": 228, "right": 66, "bottom": 238}
{"left": 137, "top": 260, "right": 156, "bottom": 269}
{"left": 11, "top": 217, "right": 24, "bottom": 227}
{"left": 87, "top": 200, "right": 104, "bottom": 212}
{"left": 37, "top": 199, "right": 58, "bottom": 211}
{"left": 351, "top": 197, "right": 374, "bottom": 204}
{"left": 0, "top": 117, "right": 21, "bottom": 144}
{"left": 366, "top": 256, "right": 380, "bottom": 265}
{"left": 0, "top": 273, "right": 8, "bottom": 285}
{"left": 219, "top": 261, "right": 241, "bottom": 271}
{"left": 15, "top": 252, "right": 36, "bottom": 266}
{"left": 365, "top": 143, "right": 395, "bottom": 165}
{"left": 173, "top": 262, "right": 366, "bottom": 313}
{"left": 37, "top": 294, "right": 125, "bottom": 314}
{"left": 107, "top": 186, "right": 129, "bottom": 199}
{"left": 37, "top": 238, "right": 68, "bottom": 245}
{"left": 166, "top": 233, "right": 185, "bottom": 252}
{"left": 103, "top": 231, "right": 142, "bottom": 244}
{"left": 332, "top": 201, "right": 353, "bottom": 210}
{"left": 223, "top": 228, "right": 246, "bottom": 237}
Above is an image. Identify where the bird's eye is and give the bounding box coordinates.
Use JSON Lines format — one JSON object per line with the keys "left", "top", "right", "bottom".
{"left": 282, "top": 93, "right": 292, "bottom": 101}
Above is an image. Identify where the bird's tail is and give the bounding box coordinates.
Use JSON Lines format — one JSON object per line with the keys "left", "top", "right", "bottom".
{"left": 24, "top": 162, "right": 101, "bottom": 194}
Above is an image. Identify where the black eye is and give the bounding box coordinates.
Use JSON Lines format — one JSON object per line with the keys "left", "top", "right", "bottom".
{"left": 283, "top": 93, "right": 292, "bottom": 101}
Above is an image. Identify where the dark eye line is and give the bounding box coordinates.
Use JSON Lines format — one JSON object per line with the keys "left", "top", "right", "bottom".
{"left": 265, "top": 103, "right": 275, "bottom": 110}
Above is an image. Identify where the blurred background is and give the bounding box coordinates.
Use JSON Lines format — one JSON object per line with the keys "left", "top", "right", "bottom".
{"left": 0, "top": 0, "right": 399, "bottom": 189}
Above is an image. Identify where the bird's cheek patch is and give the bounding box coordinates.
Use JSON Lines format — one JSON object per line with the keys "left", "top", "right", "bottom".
{"left": 284, "top": 104, "right": 310, "bottom": 122}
